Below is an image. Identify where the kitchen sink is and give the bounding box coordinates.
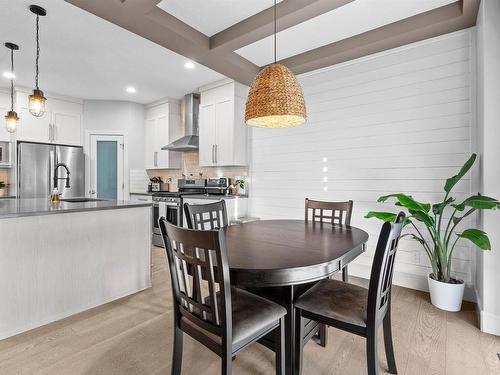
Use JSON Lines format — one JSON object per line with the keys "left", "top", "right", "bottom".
{"left": 60, "top": 198, "right": 106, "bottom": 203}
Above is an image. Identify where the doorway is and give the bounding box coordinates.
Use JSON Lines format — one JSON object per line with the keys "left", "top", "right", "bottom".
{"left": 89, "top": 134, "right": 124, "bottom": 200}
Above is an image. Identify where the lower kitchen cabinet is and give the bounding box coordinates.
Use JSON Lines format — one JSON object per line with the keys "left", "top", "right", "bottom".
{"left": 182, "top": 196, "right": 248, "bottom": 227}
{"left": 129, "top": 194, "right": 153, "bottom": 203}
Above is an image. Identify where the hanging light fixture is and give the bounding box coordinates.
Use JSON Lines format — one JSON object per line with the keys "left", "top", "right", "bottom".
{"left": 28, "top": 5, "right": 47, "bottom": 117}
{"left": 245, "top": 0, "right": 306, "bottom": 128}
{"left": 4, "top": 43, "right": 20, "bottom": 133}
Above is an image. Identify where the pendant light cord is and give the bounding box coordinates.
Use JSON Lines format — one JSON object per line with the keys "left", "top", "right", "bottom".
{"left": 35, "top": 14, "right": 40, "bottom": 90}
{"left": 274, "top": 0, "right": 277, "bottom": 64}
{"left": 10, "top": 48, "right": 14, "bottom": 111}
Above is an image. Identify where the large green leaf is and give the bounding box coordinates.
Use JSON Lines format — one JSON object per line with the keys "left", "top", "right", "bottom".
{"left": 365, "top": 211, "right": 397, "bottom": 222}
{"left": 444, "top": 154, "right": 477, "bottom": 193}
{"left": 452, "top": 208, "right": 476, "bottom": 225}
{"left": 432, "top": 197, "right": 455, "bottom": 216}
{"left": 365, "top": 211, "right": 412, "bottom": 227}
{"left": 452, "top": 194, "right": 500, "bottom": 211}
{"left": 409, "top": 209, "right": 434, "bottom": 228}
{"left": 378, "top": 194, "right": 431, "bottom": 213}
{"left": 456, "top": 229, "right": 491, "bottom": 250}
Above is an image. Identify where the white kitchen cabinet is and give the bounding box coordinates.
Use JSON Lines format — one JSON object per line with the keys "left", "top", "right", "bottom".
{"left": 182, "top": 196, "right": 248, "bottom": 227}
{"left": 145, "top": 101, "right": 181, "bottom": 170}
{"left": 15, "top": 90, "right": 83, "bottom": 146}
{"left": 0, "top": 92, "right": 13, "bottom": 142}
{"left": 129, "top": 194, "right": 153, "bottom": 203}
{"left": 199, "top": 81, "right": 248, "bottom": 167}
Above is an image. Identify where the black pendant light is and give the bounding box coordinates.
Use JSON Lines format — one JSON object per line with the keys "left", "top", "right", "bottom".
{"left": 28, "top": 4, "right": 47, "bottom": 117}
{"left": 4, "top": 43, "right": 20, "bottom": 133}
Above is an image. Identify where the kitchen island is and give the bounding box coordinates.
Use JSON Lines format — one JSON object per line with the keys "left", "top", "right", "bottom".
{"left": 0, "top": 198, "right": 152, "bottom": 340}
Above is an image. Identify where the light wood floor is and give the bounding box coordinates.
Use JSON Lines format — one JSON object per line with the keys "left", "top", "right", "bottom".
{"left": 1, "top": 246, "right": 499, "bottom": 375}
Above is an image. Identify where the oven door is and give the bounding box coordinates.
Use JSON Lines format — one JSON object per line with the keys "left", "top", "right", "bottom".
{"left": 153, "top": 201, "right": 181, "bottom": 235}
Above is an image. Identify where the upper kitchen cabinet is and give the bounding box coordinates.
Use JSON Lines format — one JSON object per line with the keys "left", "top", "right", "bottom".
{"left": 199, "top": 80, "right": 249, "bottom": 167}
{"left": 144, "top": 100, "right": 182, "bottom": 170}
{"left": 15, "top": 89, "right": 83, "bottom": 146}
{"left": 0, "top": 90, "right": 13, "bottom": 142}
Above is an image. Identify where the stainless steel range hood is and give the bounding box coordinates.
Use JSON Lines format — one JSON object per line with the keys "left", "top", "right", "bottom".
{"left": 162, "top": 93, "right": 200, "bottom": 152}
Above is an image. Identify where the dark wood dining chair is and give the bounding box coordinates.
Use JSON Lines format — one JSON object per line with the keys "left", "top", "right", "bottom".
{"left": 305, "top": 198, "right": 354, "bottom": 282}
{"left": 294, "top": 212, "right": 405, "bottom": 375}
{"left": 159, "top": 218, "right": 287, "bottom": 375}
{"left": 184, "top": 200, "right": 228, "bottom": 230}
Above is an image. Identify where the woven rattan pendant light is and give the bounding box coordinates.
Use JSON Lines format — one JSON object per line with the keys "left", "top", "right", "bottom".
{"left": 245, "top": 0, "right": 306, "bottom": 128}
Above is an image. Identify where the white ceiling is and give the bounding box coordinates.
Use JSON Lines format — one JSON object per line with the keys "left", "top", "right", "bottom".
{"left": 157, "top": 0, "right": 283, "bottom": 37}
{"left": 236, "top": 0, "right": 458, "bottom": 66}
{"left": 0, "top": 0, "right": 224, "bottom": 103}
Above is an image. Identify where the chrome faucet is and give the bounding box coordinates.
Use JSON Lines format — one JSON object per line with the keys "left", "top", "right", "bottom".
{"left": 53, "top": 163, "right": 71, "bottom": 189}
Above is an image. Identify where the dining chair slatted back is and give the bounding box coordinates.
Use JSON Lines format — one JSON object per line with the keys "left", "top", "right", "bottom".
{"left": 159, "top": 218, "right": 287, "bottom": 375}
{"left": 184, "top": 201, "right": 229, "bottom": 230}
{"left": 367, "top": 212, "right": 405, "bottom": 325}
{"left": 294, "top": 212, "right": 405, "bottom": 375}
{"left": 159, "top": 218, "right": 231, "bottom": 338}
{"left": 305, "top": 198, "right": 353, "bottom": 225}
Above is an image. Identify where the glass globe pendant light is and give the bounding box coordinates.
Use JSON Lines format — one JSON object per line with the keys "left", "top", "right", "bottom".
{"left": 4, "top": 43, "right": 20, "bottom": 133}
{"left": 245, "top": 0, "right": 306, "bottom": 128}
{"left": 28, "top": 5, "right": 47, "bottom": 117}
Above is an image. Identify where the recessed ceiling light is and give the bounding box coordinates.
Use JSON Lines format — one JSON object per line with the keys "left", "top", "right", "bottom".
{"left": 184, "top": 61, "right": 195, "bottom": 70}
{"left": 126, "top": 86, "right": 136, "bottom": 93}
{"left": 2, "top": 71, "right": 15, "bottom": 79}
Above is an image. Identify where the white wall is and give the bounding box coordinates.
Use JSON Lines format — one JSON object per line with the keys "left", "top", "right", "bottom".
{"left": 83, "top": 100, "right": 145, "bottom": 170}
{"left": 249, "top": 30, "right": 477, "bottom": 297}
{"left": 83, "top": 100, "right": 145, "bottom": 198}
{"left": 476, "top": 0, "right": 500, "bottom": 335}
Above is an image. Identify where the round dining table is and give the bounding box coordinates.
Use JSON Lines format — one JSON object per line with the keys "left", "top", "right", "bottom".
{"left": 223, "top": 219, "right": 369, "bottom": 375}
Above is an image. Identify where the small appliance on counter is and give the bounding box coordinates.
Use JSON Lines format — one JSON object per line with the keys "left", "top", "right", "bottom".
{"left": 206, "top": 177, "right": 232, "bottom": 195}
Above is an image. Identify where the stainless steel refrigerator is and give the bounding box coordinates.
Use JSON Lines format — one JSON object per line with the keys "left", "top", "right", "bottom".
{"left": 18, "top": 141, "right": 85, "bottom": 198}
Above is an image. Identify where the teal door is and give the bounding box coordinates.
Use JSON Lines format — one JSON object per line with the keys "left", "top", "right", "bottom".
{"left": 90, "top": 134, "right": 124, "bottom": 200}
{"left": 96, "top": 140, "right": 118, "bottom": 199}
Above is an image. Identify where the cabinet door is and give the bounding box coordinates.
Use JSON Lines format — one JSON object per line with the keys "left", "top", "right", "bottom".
{"left": 17, "top": 107, "right": 51, "bottom": 142}
{"left": 144, "top": 118, "right": 156, "bottom": 169}
{"left": 53, "top": 112, "right": 81, "bottom": 145}
{"left": 214, "top": 99, "right": 233, "bottom": 166}
{"left": 155, "top": 115, "right": 170, "bottom": 168}
{"left": 199, "top": 103, "right": 216, "bottom": 166}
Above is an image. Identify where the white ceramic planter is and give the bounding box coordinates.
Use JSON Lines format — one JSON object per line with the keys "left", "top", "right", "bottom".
{"left": 428, "top": 274, "right": 465, "bottom": 312}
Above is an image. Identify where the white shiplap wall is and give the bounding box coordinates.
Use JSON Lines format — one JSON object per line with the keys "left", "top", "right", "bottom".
{"left": 249, "top": 30, "right": 477, "bottom": 295}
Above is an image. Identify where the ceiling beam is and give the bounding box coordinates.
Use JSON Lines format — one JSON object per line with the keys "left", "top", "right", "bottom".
{"left": 65, "top": 0, "right": 260, "bottom": 85}
{"left": 65, "top": 0, "right": 480, "bottom": 87}
{"left": 209, "top": 0, "right": 354, "bottom": 52}
{"left": 278, "top": 0, "right": 480, "bottom": 75}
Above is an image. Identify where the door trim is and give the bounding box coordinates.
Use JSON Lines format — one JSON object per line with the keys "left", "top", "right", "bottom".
{"left": 84, "top": 130, "right": 129, "bottom": 199}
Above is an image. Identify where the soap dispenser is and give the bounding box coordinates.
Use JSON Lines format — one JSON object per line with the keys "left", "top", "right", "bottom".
{"left": 51, "top": 188, "right": 60, "bottom": 203}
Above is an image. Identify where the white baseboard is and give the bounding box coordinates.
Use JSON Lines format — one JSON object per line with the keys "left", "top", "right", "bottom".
{"left": 348, "top": 263, "right": 477, "bottom": 302}
{"left": 474, "top": 286, "right": 500, "bottom": 335}
{"left": 478, "top": 310, "right": 500, "bottom": 336}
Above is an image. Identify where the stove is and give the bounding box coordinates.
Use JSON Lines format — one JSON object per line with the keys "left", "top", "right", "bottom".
{"left": 152, "top": 179, "right": 206, "bottom": 247}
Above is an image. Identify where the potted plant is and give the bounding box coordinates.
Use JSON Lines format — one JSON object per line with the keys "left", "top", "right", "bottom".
{"left": 232, "top": 179, "right": 247, "bottom": 196}
{"left": 0, "top": 181, "right": 5, "bottom": 197}
{"left": 365, "top": 154, "right": 499, "bottom": 311}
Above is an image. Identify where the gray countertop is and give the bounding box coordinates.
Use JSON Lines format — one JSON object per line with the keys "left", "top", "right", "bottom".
{"left": 0, "top": 198, "right": 152, "bottom": 219}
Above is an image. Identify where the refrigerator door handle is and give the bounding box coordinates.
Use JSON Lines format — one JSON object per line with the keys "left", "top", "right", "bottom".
{"left": 49, "top": 149, "right": 55, "bottom": 193}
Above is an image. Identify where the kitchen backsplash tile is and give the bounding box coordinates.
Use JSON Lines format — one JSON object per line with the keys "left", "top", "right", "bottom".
{"left": 147, "top": 151, "right": 248, "bottom": 191}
